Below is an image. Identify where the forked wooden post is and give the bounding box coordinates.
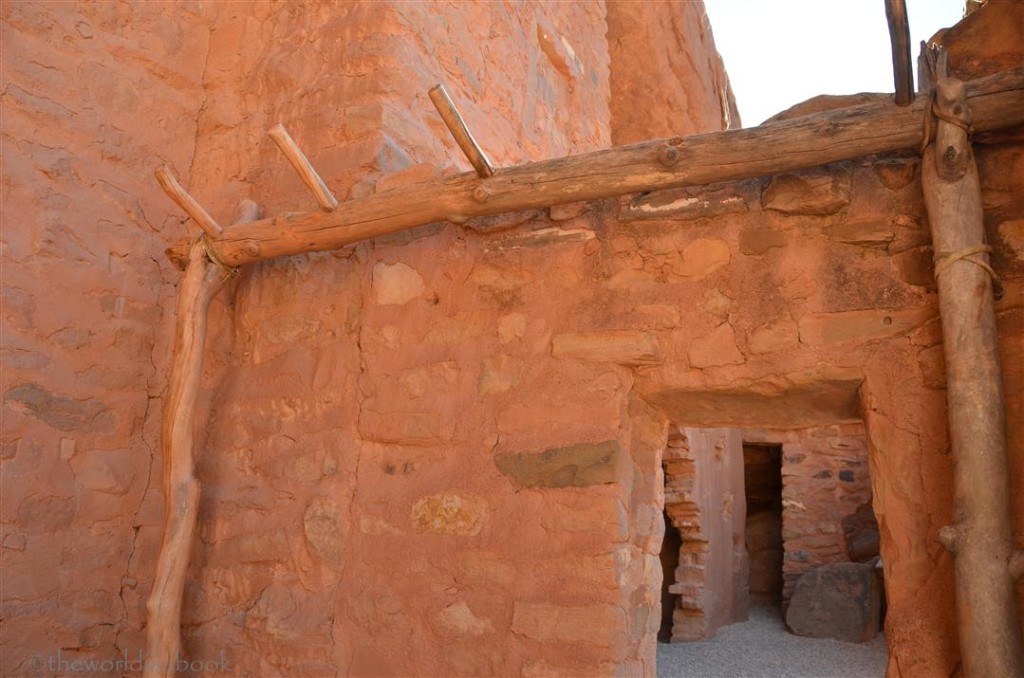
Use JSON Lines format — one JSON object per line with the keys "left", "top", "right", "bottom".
{"left": 923, "top": 76, "right": 1024, "bottom": 677}
{"left": 429, "top": 83, "right": 496, "bottom": 178}
{"left": 143, "top": 199, "right": 261, "bottom": 678}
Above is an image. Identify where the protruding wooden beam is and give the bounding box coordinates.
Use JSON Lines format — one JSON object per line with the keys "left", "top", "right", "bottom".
{"left": 268, "top": 124, "right": 338, "bottom": 211}
{"left": 165, "top": 67, "right": 1024, "bottom": 270}
{"left": 155, "top": 165, "right": 223, "bottom": 237}
{"left": 429, "top": 83, "right": 496, "bottom": 178}
{"left": 885, "top": 0, "right": 914, "bottom": 105}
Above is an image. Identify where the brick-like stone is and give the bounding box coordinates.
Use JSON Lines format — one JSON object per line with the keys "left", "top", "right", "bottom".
{"left": 551, "top": 330, "right": 661, "bottom": 365}
{"left": 762, "top": 168, "right": 852, "bottom": 216}
{"left": 372, "top": 262, "right": 426, "bottom": 305}
{"left": 511, "top": 602, "right": 624, "bottom": 645}
{"left": 435, "top": 601, "right": 494, "bottom": 637}
{"left": 4, "top": 383, "right": 112, "bottom": 432}
{"left": 495, "top": 440, "right": 624, "bottom": 489}
{"left": 303, "top": 496, "right": 344, "bottom": 566}
{"left": 673, "top": 238, "right": 731, "bottom": 279}
{"left": 688, "top": 322, "right": 744, "bottom": 368}
{"left": 412, "top": 494, "right": 486, "bottom": 536}
{"left": 798, "top": 307, "right": 933, "bottom": 344}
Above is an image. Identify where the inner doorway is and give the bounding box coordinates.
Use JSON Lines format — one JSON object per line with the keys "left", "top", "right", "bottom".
{"left": 742, "top": 443, "right": 783, "bottom": 607}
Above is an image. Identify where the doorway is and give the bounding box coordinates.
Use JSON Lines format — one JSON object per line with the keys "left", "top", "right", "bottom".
{"left": 742, "top": 443, "right": 783, "bottom": 607}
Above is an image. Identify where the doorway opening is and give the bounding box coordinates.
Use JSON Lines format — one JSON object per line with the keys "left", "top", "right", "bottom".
{"left": 658, "top": 513, "right": 682, "bottom": 642}
{"left": 743, "top": 443, "right": 783, "bottom": 608}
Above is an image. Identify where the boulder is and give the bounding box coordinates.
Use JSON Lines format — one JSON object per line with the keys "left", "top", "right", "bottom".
{"left": 785, "top": 562, "right": 882, "bottom": 643}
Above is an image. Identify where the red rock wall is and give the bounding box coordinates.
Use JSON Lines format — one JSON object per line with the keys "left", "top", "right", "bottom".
{"left": 3, "top": 3, "right": 1022, "bottom": 678}
{"left": 1, "top": 3, "right": 218, "bottom": 672}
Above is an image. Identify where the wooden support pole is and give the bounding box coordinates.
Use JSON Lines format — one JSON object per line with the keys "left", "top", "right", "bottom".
{"left": 268, "top": 124, "right": 338, "bottom": 211}
{"left": 922, "top": 77, "right": 1024, "bottom": 678}
{"left": 165, "top": 67, "right": 1024, "bottom": 269}
{"left": 155, "top": 166, "right": 223, "bottom": 237}
{"left": 144, "top": 200, "right": 260, "bottom": 678}
{"left": 885, "top": 0, "right": 914, "bottom": 105}
{"left": 429, "top": 83, "right": 496, "bottom": 178}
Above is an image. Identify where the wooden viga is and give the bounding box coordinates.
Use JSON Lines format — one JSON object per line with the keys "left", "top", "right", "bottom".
{"left": 147, "top": 59, "right": 1024, "bottom": 678}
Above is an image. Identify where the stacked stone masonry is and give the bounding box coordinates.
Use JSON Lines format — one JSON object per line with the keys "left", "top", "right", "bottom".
{"left": 2, "top": 2, "right": 1023, "bottom": 677}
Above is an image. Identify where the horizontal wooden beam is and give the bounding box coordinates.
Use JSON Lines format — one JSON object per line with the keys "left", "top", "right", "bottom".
{"left": 167, "top": 67, "right": 1024, "bottom": 269}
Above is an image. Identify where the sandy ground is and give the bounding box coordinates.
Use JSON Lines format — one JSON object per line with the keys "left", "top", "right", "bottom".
{"left": 656, "top": 606, "right": 888, "bottom": 678}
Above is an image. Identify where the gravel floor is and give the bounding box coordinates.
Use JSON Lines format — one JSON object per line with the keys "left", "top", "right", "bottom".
{"left": 657, "top": 606, "right": 888, "bottom": 678}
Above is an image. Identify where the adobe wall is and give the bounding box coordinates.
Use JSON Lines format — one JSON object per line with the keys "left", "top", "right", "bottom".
{"left": 2, "top": 3, "right": 1022, "bottom": 678}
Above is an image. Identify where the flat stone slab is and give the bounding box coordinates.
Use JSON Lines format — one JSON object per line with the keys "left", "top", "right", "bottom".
{"left": 495, "top": 440, "right": 623, "bottom": 489}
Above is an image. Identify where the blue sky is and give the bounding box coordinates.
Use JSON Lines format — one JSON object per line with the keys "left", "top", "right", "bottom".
{"left": 704, "top": 0, "right": 967, "bottom": 125}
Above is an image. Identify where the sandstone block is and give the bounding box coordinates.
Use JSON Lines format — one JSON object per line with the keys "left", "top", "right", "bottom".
{"left": 673, "top": 238, "right": 731, "bottom": 279}
{"left": 411, "top": 494, "right": 486, "bottom": 536}
{"left": 551, "top": 330, "right": 660, "bottom": 365}
{"left": 798, "top": 307, "right": 933, "bottom": 344}
{"left": 435, "top": 601, "right": 494, "bottom": 637}
{"left": 872, "top": 158, "right": 918, "bottom": 190}
{"left": 826, "top": 218, "right": 895, "bottom": 248}
{"left": 688, "top": 322, "right": 744, "bottom": 368}
{"left": 4, "top": 383, "right": 112, "bottom": 432}
{"left": 762, "top": 168, "right": 851, "bottom": 216}
{"left": 785, "top": 562, "right": 882, "bottom": 642}
{"left": 511, "top": 602, "right": 624, "bottom": 645}
{"left": 372, "top": 261, "right": 425, "bottom": 305}
{"left": 478, "top": 354, "right": 525, "bottom": 395}
{"left": 748, "top": 319, "right": 799, "bottom": 355}
{"left": 495, "top": 440, "right": 623, "bottom": 489}
{"left": 739, "top": 228, "right": 788, "bottom": 255}
{"left": 303, "top": 496, "right": 344, "bottom": 566}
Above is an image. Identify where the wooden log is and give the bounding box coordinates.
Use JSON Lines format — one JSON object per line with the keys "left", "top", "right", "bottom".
{"left": 884, "top": 0, "right": 914, "bottom": 105}
{"left": 144, "top": 200, "right": 260, "bottom": 678}
{"left": 429, "top": 83, "right": 496, "bottom": 178}
{"left": 166, "top": 67, "right": 1024, "bottom": 269}
{"left": 268, "top": 124, "right": 338, "bottom": 211}
{"left": 922, "top": 77, "right": 1024, "bottom": 678}
{"left": 155, "top": 166, "right": 223, "bottom": 237}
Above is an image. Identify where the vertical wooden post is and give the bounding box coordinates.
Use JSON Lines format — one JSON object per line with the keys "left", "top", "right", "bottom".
{"left": 144, "top": 200, "right": 260, "bottom": 678}
{"left": 922, "top": 77, "right": 1024, "bottom": 677}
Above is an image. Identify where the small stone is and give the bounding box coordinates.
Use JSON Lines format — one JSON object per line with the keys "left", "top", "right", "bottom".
{"left": 478, "top": 354, "right": 525, "bottom": 395}
{"left": 412, "top": 494, "right": 486, "bottom": 536}
{"left": 739, "top": 228, "right": 788, "bottom": 255}
{"left": 763, "top": 167, "right": 852, "bottom": 216}
{"left": 303, "top": 497, "right": 344, "bottom": 565}
{"left": 549, "top": 201, "right": 587, "bottom": 221}
{"left": 688, "top": 322, "right": 744, "bottom": 368}
{"left": 58, "top": 438, "right": 76, "bottom": 460}
{"left": 872, "top": 159, "right": 918, "bottom": 190}
{"left": 673, "top": 238, "right": 731, "bottom": 279}
{"left": 435, "top": 601, "right": 494, "bottom": 637}
{"left": 2, "top": 533, "right": 27, "bottom": 551}
{"left": 372, "top": 262, "right": 426, "bottom": 305}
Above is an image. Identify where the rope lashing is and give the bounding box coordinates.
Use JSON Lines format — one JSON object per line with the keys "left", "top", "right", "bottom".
{"left": 934, "top": 244, "right": 1004, "bottom": 300}
{"left": 192, "top": 231, "right": 239, "bottom": 279}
